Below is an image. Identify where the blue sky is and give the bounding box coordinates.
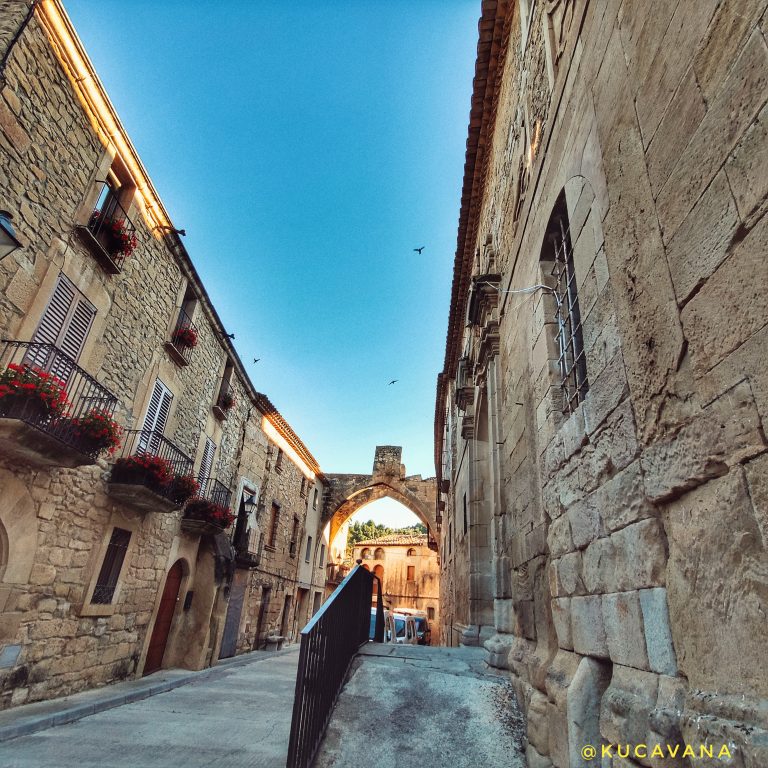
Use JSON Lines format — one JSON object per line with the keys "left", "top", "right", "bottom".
{"left": 65, "top": 1, "right": 478, "bottom": 485}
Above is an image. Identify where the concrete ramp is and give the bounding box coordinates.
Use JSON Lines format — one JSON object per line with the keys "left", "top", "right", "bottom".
{"left": 314, "top": 645, "right": 526, "bottom": 768}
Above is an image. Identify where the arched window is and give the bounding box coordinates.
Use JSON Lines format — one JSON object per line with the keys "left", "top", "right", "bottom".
{"left": 407, "top": 548, "right": 417, "bottom": 557}
{"left": 360, "top": 547, "right": 371, "bottom": 559}
{"left": 374, "top": 547, "right": 385, "bottom": 560}
{"left": 541, "top": 190, "right": 588, "bottom": 414}
{"left": 362, "top": 563, "right": 370, "bottom": 571}
{"left": 373, "top": 564, "right": 384, "bottom": 590}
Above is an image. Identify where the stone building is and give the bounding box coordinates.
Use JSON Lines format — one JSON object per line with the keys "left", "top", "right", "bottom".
{"left": 353, "top": 533, "right": 439, "bottom": 631}
{"left": 0, "top": 0, "right": 327, "bottom": 709}
{"left": 436, "top": 2, "right": 768, "bottom": 767}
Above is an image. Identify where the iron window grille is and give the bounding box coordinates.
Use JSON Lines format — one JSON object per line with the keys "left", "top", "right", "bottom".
{"left": 548, "top": 212, "right": 588, "bottom": 414}
{"left": 91, "top": 527, "right": 131, "bottom": 604}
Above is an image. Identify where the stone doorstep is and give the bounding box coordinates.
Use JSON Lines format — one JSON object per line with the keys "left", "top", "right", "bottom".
{"left": 0, "top": 647, "right": 298, "bottom": 743}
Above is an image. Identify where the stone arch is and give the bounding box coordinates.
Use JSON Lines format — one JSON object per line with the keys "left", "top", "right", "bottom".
{"left": 0, "top": 469, "right": 38, "bottom": 585}
{"left": 373, "top": 547, "right": 385, "bottom": 560}
{"left": 326, "top": 481, "right": 435, "bottom": 554}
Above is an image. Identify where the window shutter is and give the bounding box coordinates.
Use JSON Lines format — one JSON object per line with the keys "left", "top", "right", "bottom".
{"left": 33, "top": 275, "right": 75, "bottom": 346}
{"left": 58, "top": 299, "right": 96, "bottom": 361}
{"left": 139, "top": 379, "right": 173, "bottom": 453}
{"left": 198, "top": 437, "right": 216, "bottom": 486}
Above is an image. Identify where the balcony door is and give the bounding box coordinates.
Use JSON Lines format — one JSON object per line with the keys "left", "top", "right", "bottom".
{"left": 28, "top": 273, "right": 96, "bottom": 383}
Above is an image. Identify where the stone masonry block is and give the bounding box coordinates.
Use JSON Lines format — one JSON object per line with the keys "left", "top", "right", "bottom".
{"left": 582, "top": 351, "right": 628, "bottom": 436}
{"left": 602, "top": 591, "right": 649, "bottom": 670}
{"left": 551, "top": 597, "right": 573, "bottom": 650}
{"left": 582, "top": 536, "right": 616, "bottom": 594}
{"left": 610, "top": 519, "right": 667, "bottom": 592}
{"left": 550, "top": 552, "right": 586, "bottom": 597}
{"left": 568, "top": 657, "right": 612, "bottom": 768}
{"left": 638, "top": 588, "right": 677, "bottom": 676}
{"left": 600, "top": 664, "right": 659, "bottom": 747}
{"left": 641, "top": 381, "right": 766, "bottom": 502}
{"left": 572, "top": 595, "right": 609, "bottom": 658}
{"left": 548, "top": 514, "right": 573, "bottom": 558}
{"left": 599, "top": 460, "right": 656, "bottom": 534}
{"left": 567, "top": 490, "right": 606, "bottom": 551}
{"left": 527, "top": 690, "right": 550, "bottom": 754}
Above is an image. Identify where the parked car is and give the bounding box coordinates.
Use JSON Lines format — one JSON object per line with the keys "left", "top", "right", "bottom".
{"left": 392, "top": 613, "right": 418, "bottom": 644}
{"left": 369, "top": 607, "right": 396, "bottom": 643}
{"left": 392, "top": 607, "right": 431, "bottom": 645}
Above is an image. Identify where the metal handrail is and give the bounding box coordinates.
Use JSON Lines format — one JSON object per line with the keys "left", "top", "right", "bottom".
{"left": 286, "top": 564, "right": 383, "bottom": 768}
{"left": 0, "top": 340, "right": 118, "bottom": 458}
{"left": 200, "top": 476, "right": 232, "bottom": 509}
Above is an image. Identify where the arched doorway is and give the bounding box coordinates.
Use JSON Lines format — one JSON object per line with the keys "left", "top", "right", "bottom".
{"left": 144, "top": 560, "right": 184, "bottom": 675}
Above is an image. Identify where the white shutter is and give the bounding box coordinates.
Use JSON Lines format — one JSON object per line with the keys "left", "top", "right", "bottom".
{"left": 138, "top": 379, "right": 173, "bottom": 453}
{"left": 27, "top": 275, "right": 96, "bottom": 382}
{"left": 33, "top": 275, "right": 75, "bottom": 346}
{"left": 197, "top": 437, "right": 216, "bottom": 486}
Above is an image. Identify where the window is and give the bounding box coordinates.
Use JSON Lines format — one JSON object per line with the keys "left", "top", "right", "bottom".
{"left": 28, "top": 274, "right": 96, "bottom": 377}
{"left": 214, "top": 358, "right": 234, "bottom": 416}
{"left": 427, "top": 607, "right": 435, "bottom": 621}
{"left": 407, "top": 548, "right": 417, "bottom": 557}
{"left": 267, "top": 502, "right": 280, "bottom": 549}
{"left": 318, "top": 544, "right": 325, "bottom": 567}
{"left": 463, "top": 493, "right": 468, "bottom": 535}
{"left": 274, "top": 448, "right": 284, "bottom": 473}
{"left": 374, "top": 547, "right": 385, "bottom": 560}
{"left": 305, "top": 535, "right": 313, "bottom": 563}
{"left": 360, "top": 547, "right": 371, "bottom": 559}
{"left": 407, "top": 565, "right": 416, "bottom": 581}
{"left": 542, "top": 192, "right": 588, "bottom": 414}
{"left": 197, "top": 437, "right": 216, "bottom": 488}
{"left": 312, "top": 488, "right": 318, "bottom": 509}
{"left": 91, "top": 528, "right": 131, "bottom": 604}
{"left": 168, "top": 284, "right": 199, "bottom": 366}
{"left": 289, "top": 516, "right": 300, "bottom": 556}
{"left": 300, "top": 477, "right": 309, "bottom": 498}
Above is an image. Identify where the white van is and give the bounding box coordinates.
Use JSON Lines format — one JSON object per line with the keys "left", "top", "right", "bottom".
{"left": 392, "top": 613, "right": 418, "bottom": 645}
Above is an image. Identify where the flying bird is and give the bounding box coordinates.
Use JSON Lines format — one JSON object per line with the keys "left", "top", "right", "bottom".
{"left": 253, "top": 358, "right": 260, "bottom": 363}
{"left": 413, "top": 246, "right": 425, "bottom": 254}
{"left": 388, "top": 379, "right": 399, "bottom": 385}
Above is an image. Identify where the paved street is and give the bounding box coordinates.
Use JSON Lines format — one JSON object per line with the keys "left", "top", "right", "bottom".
{"left": 1, "top": 649, "right": 300, "bottom": 768}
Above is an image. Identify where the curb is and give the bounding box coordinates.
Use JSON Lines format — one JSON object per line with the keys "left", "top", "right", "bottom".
{"left": 0, "top": 646, "right": 298, "bottom": 743}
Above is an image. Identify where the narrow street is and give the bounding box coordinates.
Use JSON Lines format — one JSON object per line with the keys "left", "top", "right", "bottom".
{"left": 1, "top": 650, "right": 300, "bottom": 768}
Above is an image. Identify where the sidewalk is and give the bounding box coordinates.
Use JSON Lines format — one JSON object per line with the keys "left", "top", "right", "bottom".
{"left": 0, "top": 646, "right": 297, "bottom": 744}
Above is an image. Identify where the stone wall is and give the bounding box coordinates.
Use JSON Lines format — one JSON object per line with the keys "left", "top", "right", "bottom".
{"left": 438, "top": 1, "right": 768, "bottom": 766}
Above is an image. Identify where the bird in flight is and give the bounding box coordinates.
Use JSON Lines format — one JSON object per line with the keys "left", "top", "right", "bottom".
{"left": 253, "top": 358, "right": 260, "bottom": 363}
{"left": 388, "top": 379, "right": 399, "bottom": 385}
{"left": 413, "top": 246, "right": 425, "bottom": 254}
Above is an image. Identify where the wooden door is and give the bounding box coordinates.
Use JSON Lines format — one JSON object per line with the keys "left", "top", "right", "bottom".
{"left": 219, "top": 575, "right": 246, "bottom": 659}
{"left": 144, "top": 560, "right": 183, "bottom": 675}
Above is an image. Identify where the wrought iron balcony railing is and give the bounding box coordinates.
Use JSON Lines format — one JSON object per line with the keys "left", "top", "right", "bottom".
{"left": 166, "top": 307, "right": 198, "bottom": 367}
{"left": 212, "top": 378, "right": 235, "bottom": 419}
{"left": 108, "top": 429, "right": 194, "bottom": 511}
{"left": 0, "top": 340, "right": 118, "bottom": 465}
{"left": 199, "top": 476, "right": 233, "bottom": 510}
{"left": 75, "top": 181, "right": 137, "bottom": 274}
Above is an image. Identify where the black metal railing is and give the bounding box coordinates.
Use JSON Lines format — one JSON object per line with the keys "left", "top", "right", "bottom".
{"left": 0, "top": 340, "right": 118, "bottom": 458}
{"left": 110, "top": 429, "right": 194, "bottom": 502}
{"left": 169, "top": 307, "right": 198, "bottom": 365}
{"left": 287, "top": 564, "right": 383, "bottom": 768}
{"left": 83, "top": 181, "right": 136, "bottom": 272}
{"left": 199, "top": 476, "right": 233, "bottom": 510}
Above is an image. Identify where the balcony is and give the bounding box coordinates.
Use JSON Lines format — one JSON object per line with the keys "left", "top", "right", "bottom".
{"left": 231, "top": 518, "right": 261, "bottom": 568}
{"left": 326, "top": 562, "right": 349, "bottom": 587}
{"left": 0, "top": 341, "right": 118, "bottom": 468}
{"left": 164, "top": 308, "right": 198, "bottom": 367}
{"left": 107, "top": 429, "right": 194, "bottom": 513}
{"left": 212, "top": 379, "right": 235, "bottom": 421}
{"left": 181, "top": 477, "right": 234, "bottom": 537}
{"left": 74, "top": 182, "right": 137, "bottom": 274}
